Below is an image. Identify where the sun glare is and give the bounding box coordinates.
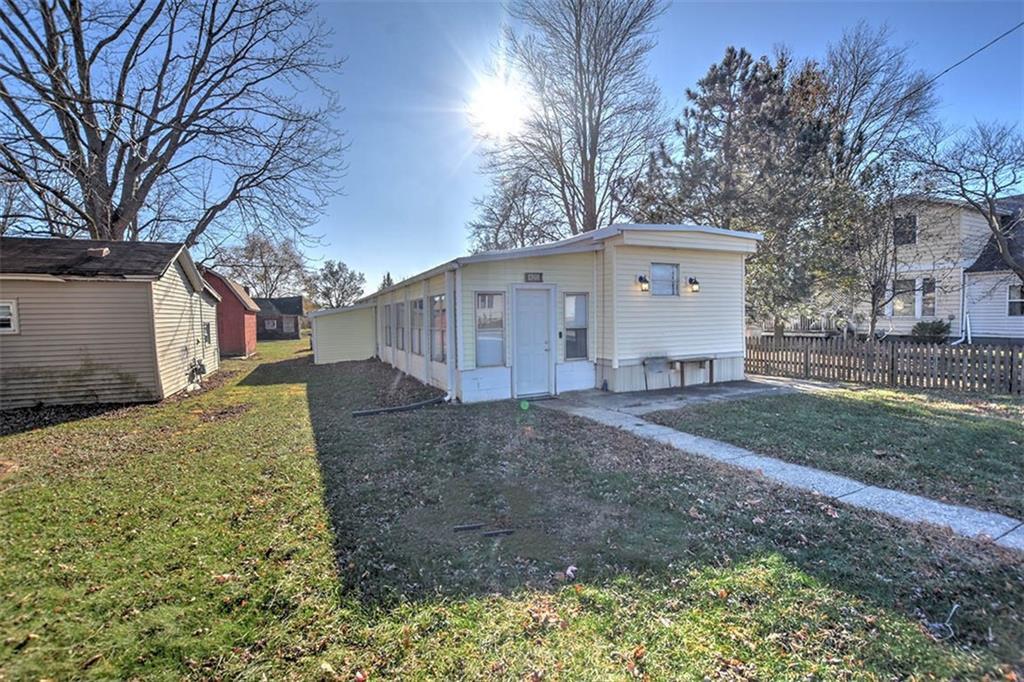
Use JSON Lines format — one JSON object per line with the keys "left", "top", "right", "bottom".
{"left": 467, "top": 74, "right": 530, "bottom": 139}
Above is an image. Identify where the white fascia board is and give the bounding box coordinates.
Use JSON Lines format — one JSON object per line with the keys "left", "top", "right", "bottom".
{"left": 612, "top": 223, "right": 764, "bottom": 242}
{"left": 308, "top": 301, "right": 378, "bottom": 318}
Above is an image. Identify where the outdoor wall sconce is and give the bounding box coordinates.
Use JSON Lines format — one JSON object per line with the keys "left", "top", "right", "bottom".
{"left": 688, "top": 277, "right": 700, "bottom": 293}
{"left": 638, "top": 274, "right": 650, "bottom": 292}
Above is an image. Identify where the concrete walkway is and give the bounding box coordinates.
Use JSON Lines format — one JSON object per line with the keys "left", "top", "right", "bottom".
{"left": 540, "top": 397, "right": 1024, "bottom": 553}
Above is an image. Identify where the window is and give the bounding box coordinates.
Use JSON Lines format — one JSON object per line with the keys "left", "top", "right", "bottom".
{"left": 564, "top": 293, "right": 588, "bottom": 360}
{"left": 0, "top": 300, "right": 18, "bottom": 334}
{"left": 203, "top": 321, "right": 212, "bottom": 344}
{"left": 475, "top": 293, "right": 504, "bottom": 367}
{"left": 1010, "top": 284, "right": 1024, "bottom": 317}
{"left": 383, "top": 304, "right": 392, "bottom": 346}
{"left": 283, "top": 317, "right": 295, "bottom": 333}
{"left": 395, "top": 302, "right": 406, "bottom": 350}
{"left": 921, "top": 278, "right": 936, "bottom": 317}
{"left": 894, "top": 214, "right": 917, "bottom": 246}
{"left": 650, "top": 263, "right": 678, "bottom": 296}
{"left": 411, "top": 299, "right": 424, "bottom": 355}
{"left": 264, "top": 318, "right": 278, "bottom": 330}
{"left": 892, "top": 278, "right": 916, "bottom": 317}
{"left": 430, "top": 294, "right": 446, "bottom": 362}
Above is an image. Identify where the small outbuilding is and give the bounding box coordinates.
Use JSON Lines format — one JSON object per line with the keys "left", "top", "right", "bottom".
{"left": 311, "top": 223, "right": 761, "bottom": 403}
{"left": 254, "top": 296, "right": 305, "bottom": 340}
{"left": 0, "top": 237, "right": 220, "bottom": 409}
{"left": 202, "top": 268, "right": 259, "bottom": 357}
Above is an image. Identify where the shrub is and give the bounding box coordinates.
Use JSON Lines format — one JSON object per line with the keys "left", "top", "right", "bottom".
{"left": 911, "top": 320, "right": 951, "bottom": 343}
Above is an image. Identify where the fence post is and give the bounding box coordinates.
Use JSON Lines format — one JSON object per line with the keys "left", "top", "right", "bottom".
{"left": 888, "top": 342, "right": 896, "bottom": 387}
{"left": 803, "top": 341, "right": 810, "bottom": 379}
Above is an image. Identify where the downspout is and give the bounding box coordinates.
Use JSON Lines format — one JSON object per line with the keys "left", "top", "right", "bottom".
{"left": 444, "top": 265, "right": 458, "bottom": 402}
{"left": 950, "top": 269, "right": 969, "bottom": 345}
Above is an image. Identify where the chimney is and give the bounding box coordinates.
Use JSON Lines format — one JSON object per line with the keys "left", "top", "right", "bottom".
{"left": 87, "top": 247, "right": 110, "bottom": 258}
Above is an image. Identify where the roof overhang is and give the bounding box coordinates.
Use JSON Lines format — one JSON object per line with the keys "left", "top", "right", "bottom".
{"left": 309, "top": 301, "right": 377, "bottom": 318}
{"left": 355, "top": 223, "right": 763, "bottom": 305}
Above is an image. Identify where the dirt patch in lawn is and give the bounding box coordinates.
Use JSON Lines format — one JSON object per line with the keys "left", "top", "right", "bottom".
{"left": 194, "top": 403, "right": 252, "bottom": 422}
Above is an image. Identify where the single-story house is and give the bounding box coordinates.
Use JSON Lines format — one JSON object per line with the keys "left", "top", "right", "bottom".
{"left": 310, "top": 223, "right": 761, "bottom": 403}
{"left": 202, "top": 268, "right": 259, "bottom": 357}
{"left": 254, "top": 295, "right": 305, "bottom": 340}
{"left": 0, "top": 237, "right": 220, "bottom": 409}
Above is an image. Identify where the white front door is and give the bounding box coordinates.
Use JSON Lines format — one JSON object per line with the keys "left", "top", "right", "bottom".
{"left": 514, "top": 289, "right": 551, "bottom": 396}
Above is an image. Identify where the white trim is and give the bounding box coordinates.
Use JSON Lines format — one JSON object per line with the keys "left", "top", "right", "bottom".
{"left": 510, "top": 283, "right": 557, "bottom": 398}
{"left": 308, "top": 301, "right": 377, "bottom": 318}
{"left": 0, "top": 298, "right": 19, "bottom": 334}
{"left": 354, "top": 223, "right": 763, "bottom": 306}
{"left": 1009, "top": 282, "right": 1024, "bottom": 317}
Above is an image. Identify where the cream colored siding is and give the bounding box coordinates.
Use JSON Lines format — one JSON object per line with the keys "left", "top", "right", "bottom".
{"left": 965, "top": 272, "right": 1024, "bottom": 340}
{"left": 200, "top": 293, "right": 220, "bottom": 375}
{"left": 0, "top": 279, "right": 160, "bottom": 408}
{"left": 151, "top": 261, "right": 218, "bottom": 397}
{"left": 313, "top": 307, "right": 376, "bottom": 363}
{"left": 958, "top": 209, "right": 995, "bottom": 264}
{"left": 613, "top": 246, "right": 747, "bottom": 362}
{"left": 459, "top": 253, "right": 596, "bottom": 368}
{"left": 894, "top": 203, "right": 962, "bottom": 269}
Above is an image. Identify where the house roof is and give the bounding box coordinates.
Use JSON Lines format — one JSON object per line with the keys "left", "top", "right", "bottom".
{"left": 0, "top": 236, "right": 184, "bottom": 278}
{"left": 966, "top": 219, "right": 1023, "bottom": 274}
{"left": 356, "top": 222, "right": 763, "bottom": 304}
{"left": 253, "top": 295, "right": 305, "bottom": 316}
{"left": 202, "top": 268, "right": 260, "bottom": 312}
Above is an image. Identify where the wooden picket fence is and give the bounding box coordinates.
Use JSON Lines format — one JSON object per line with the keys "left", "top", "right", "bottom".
{"left": 746, "top": 336, "right": 1024, "bottom": 396}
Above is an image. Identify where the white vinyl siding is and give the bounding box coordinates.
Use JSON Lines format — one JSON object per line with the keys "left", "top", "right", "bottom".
{"left": 151, "top": 261, "right": 219, "bottom": 398}
{"left": 613, "top": 246, "right": 746, "bottom": 363}
{"left": 0, "top": 279, "right": 160, "bottom": 408}
{"left": 965, "top": 272, "right": 1024, "bottom": 340}
{"left": 312, "top": 306, "right": 376, "bottom": 363}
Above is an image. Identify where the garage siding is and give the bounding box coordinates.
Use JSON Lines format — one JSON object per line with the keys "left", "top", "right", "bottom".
{"left": 0, "top": 278, "right": 160, "bottom": 408}
{"left": 313, "top": 306, "right": 376, "bottom": 363}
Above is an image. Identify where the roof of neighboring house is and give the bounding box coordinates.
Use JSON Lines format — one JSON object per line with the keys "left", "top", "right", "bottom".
{"left": 253, "top": 295, "right": 305, "bottom": 316}
{"left": 0, "top": 236, "right": 220, "bottom": 301}
{"left": 202, "top": 268, "right": 260, "bottom": 312}
{"left": 966, "top": 221, "right": 1023, "bottom": 274}
{"left": 0, "top": 236, "right": 184, "bottom": 278}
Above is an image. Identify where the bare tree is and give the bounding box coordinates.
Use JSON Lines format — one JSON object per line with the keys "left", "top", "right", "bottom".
{"left": 308, "top": 259, "right": 365, "bottom": 308}
{"left": 216, "top": 232, "right": 308, "bottom": 298}
{"left": 0, "top": 0, "right": 344, "bottom": 247}
{"left": 913, "top": 122, "right": 1024, "bottom": 284}
{"left": 474, "top": 0, "right": 665, "bottom": 245}
{"left": 823, "top": 22, "right": 936, "bottom": 184}
{"left": 468, "top": 171, "right": 562, "bottom": 252}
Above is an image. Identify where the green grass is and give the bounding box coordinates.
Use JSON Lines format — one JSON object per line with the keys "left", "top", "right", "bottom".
{"left": 2, "top": 340, "right": 1022, "bottom": 679}
{"left": 646, "top": 387, "right": 1024, "bottom": 519}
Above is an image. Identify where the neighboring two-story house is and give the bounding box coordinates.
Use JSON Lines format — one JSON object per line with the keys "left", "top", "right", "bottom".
{"left": 866, "top": 195, "right": 1023, "bottom": 344}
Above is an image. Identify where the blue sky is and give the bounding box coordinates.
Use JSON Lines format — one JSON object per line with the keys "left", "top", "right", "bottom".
{"left": 313, "top": 1, "right": 1024, "bottom": 290}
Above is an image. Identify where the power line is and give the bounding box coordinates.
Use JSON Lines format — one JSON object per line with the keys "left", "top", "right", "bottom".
{"left": 920, "top": 20, "right": 1024, "bottom": 92}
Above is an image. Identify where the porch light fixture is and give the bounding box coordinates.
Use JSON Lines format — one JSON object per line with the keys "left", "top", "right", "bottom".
{"left": 638, "top": 274, "right": 650, "bottom": 292}
{"left": 688, "top": 277, "right": 700, "bottom": 293}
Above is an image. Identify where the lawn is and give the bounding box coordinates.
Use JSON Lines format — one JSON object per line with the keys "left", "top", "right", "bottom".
{"left": 646, "top": 387, "right": 1024, "bottom": 519}
{"left": 1, "top": 340, "right": 1022, "bottom": 679}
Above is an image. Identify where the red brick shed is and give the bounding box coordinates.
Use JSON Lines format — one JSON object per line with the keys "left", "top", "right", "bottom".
{"left": 201, "top": 269, "right": 259, "bottom": 357}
